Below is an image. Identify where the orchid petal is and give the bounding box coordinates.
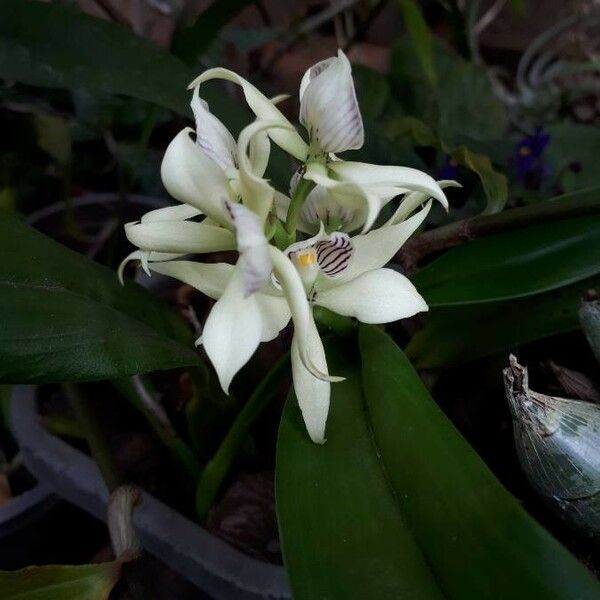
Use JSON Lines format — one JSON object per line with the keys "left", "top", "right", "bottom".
{"left": 291, "top": 314, "right": 331, "bottom": 444}
{"left": 118, "top": 249, "right": 183, "bottom": 284}
{"left": 256, "top": 294, "right": 291, "bottom": 342}
{"left": 304, "top": 167, "right": 381, "bottom": 233}
{"left": 315, "top": 268, "right": 428, "bottom": 323}
{"left": 148, "top": 261, "right": 234, "bottom": 300}
{"left": 191, "top": 86, "right": 237, "bottom": 172}
{"left": 125, "top": 220, "right": 236, "bottom": 254}
{"left": 224, "top": 200, "right": 272, "bottom": 296}
{"left": 201, "top": 267, "right": 263, "bottom": 393}
{"left": 385, "top": 180, "right": 460, "bottom": 226}
{"left": 299, "top": 50, "right": 364, "bottom": 153}
{"left": 237, "top": 120, "right": 292, "bottom": 222}
{"left": 190, "top": 69, "right": 308, "bottom": 161}
{"left": 329, "top": 161, "right": 449, "bottom": 211}
{"left": 269, "top": 246, "right": 343, "bottom": 383}
{"left": 141, "top": 203, "right": 201, "bottom": 223}
{"left": 161, "top": 128, "right": 232, "bottom": 226}
{"left": 317, "top": 201, "right": 432, "bottom": 289}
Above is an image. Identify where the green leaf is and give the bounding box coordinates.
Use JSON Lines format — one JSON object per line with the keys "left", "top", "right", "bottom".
{"left": 398, "top": 0, "right": 437, "bottom": 87}
{"left": 33, "top": 114, "right": 72, "bottom": 166}
{"left": 0, "top": 562, "right": 121, "bottom": 600}
{"left": 172, "top": 0, "right": 256, "bottom": 64}
{"left": 449, "top": 145, "right": 508, "bottom": 213}
{"left": 406, "top": 275, "right": 600, "bottom": 369}
{"left": 390, "top": 116, "right": 508, "bottom": 213}
{"left": 0, "top": 0, "right": 241, "bottom": 127}
{"left": 0, "top": 213, "right": 198, "bottom": 383}
{"left": 413, "top": 215, "right": 600, "bottom": 306}
{"left": 276, "top": 339, "right": 444, "bottom": 600}
{"left": 359, "top": 324, "right": 600, "bottom": 599}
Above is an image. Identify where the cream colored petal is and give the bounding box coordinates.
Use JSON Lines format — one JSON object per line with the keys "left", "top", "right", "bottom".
{"left": 291, "top": 314, "right": 331, "bottom": 444}
{"left": 201, "top": 267, "right": 263, "bottom": 394}
{"left": 189, "top": 69, "right": 308, "bottom": 161}
{"left": 315, "top": 268, "right": 428, "bottom": 323}
{"left": 141, "top": 203, "right": 202, "bottom": 223}
{"left": 148, "top": 261, "right": 234, "bottom": 300}
{"left": 256, "top": 293, "right": 291, "bottom": 342}
{"left": 329, "top": 161, "right": 449, "bottom": 211}
{"left": 299, "top": 50, "right": 363, "bottom": 153}
{"left": 191, "top": 86, "right": 237, "bottom": 172}
{"left": 125, "top": 220, "right": 236, "bottom": 254}
{"left": 317, "top": 201, "right": 432, "bottom": 289}
{"left": 161, "top": 128, "right": 232, "bottom": 227}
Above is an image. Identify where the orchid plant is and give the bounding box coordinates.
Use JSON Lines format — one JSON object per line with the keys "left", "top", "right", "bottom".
{"left": 119, "top": 50, "right": 456, "bottom": 443}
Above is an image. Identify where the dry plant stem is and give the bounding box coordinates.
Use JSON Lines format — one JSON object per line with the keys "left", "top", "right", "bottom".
{"left": 399, "top": 189, "right": 600, "bottom": 272}
{"left": 64, "top": 382, "right": 123, "bottom": 492}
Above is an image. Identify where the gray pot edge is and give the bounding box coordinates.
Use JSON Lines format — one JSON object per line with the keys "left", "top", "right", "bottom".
{"left": 9, "top": 385, "right": 290, "bottom": 600}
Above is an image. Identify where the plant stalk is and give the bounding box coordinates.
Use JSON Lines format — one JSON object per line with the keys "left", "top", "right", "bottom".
{"left": 64, "top": 383, "right": 123, "bottom": 492}
{"left": 285, "top": 177, "right": 315, "bottom": 240}
{"left": 195, "top": 352, "right": 291, "bottom": 520}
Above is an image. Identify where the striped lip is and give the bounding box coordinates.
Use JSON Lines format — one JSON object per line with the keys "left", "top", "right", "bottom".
{"left": 314, "top": 232, "right": 353, "bottom": 277}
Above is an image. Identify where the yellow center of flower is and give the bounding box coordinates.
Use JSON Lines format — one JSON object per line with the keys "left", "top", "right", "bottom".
{"left": 297, "top": 250, "right": 317, "bottom": 267}
{"left": 519, "top": 146, "right": 532, "bottom": 156}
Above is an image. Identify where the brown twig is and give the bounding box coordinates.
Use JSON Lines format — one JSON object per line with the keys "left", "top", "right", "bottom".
{"left": 399, "top": 188, "right": 600, "bottom": 273}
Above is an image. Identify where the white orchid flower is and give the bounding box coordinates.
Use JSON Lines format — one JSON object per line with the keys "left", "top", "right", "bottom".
{"left": 192, "top": 50, "right": 450, "bottom": 234}
{"left": 120, "top": 53, "right": 459, "bottom": 445}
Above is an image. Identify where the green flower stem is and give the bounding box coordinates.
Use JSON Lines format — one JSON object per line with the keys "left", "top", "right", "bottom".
{"left": 64, "top": 382, "right": 123, "bottom": 492}
{"left": 195, "top": 352, "right": 291, "bottom": 520}
{"left": 285, "top": 176, "right": 315, "bottom": 240}
{"left": 112, "top": 377, "right": 201, "bottom": 482}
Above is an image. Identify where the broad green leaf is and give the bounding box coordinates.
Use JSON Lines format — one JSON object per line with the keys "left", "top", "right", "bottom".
{"left": 360, "top": 325, "right": 600, "bottom": 599}
{"left": 33, "top": 114, "right": 72, "bottom": 166}
{"left": 412, "top": 215, "right": 600, "bottom": 306}
{"left": 0, "top": 0, "right": 241, "bottom": 127}
{"left": 406, "top": 275, "right": 600, "bottom": 369}
{"left": 276, "top": 340, "right": 443, "bottom": 600}
{"left": 398, "top": 0, "right": 437, "bottom": 87}
{"left": 580, "top": 299, "right": 600, "bottom": 365}
{"left": 353, "top": 64, "right": 390, "bottom": 120}
{"left": 172, "top": 0, "right": 256, "bottom": 64}
{"left": 0, "top": 213, "right": 198, "bottom": 383}
{"left": 0, "top": 562, "right": 121, "bottom": 600}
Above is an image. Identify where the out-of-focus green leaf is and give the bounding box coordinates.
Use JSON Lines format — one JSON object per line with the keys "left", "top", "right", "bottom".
{"left": 580, "top": 299, "right": 600, "bottom": 366}
{"left": 450, "top": 145, "right": 508, "bottom": 213}
{"left": 413, "top": 215, "right": 600, "bottom": 306}
{"left": 437, "top": 61, "right": 507, "bottom": 146}
{"left": 398, "top": 0, "right": 437, "bottom": 86}
{"left": 276, "top": 339, "right": 443, "bottom": 600}
{"left": 546, "top": 124, "right": 600, "bottom": 192}
{"left": 172, "top": 0, "right": 255, "bottom": 64}
{"left": 0, "top": 0, "right": 241, "bottom": 128}
{"left": 353, "top": 64, "right": 390, "bottom": 120}
{"left": 0, "top": 562, "right": 121, "bottom": 600}
{"left": 0, "top": 213, "right": 198, "bottom": 383}
{"left": 360, "top": 325, "right": 600, "bottom": 599}
{"left": 389, "top": 116, "right": 507, "bottom": 212}
{"left": 406, "top": 275, "right": 600, "bottom": 369}
{"left": 33, "top": 114, "right": 72, "bottom": 165}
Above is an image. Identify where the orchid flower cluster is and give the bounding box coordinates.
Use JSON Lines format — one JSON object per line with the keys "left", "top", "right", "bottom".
{"left": 120, "top": 50, "right": 457, "bottom": 444}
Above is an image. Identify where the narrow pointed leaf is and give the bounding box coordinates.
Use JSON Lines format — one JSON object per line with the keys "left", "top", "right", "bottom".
{"left": 412, "top": 216, "right": 600, "bottom": 306}
{"left": 407, "top": 275, "right": 600, "bottom": 369}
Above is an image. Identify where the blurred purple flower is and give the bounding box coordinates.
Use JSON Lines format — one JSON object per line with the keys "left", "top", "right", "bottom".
{"left": 513, "top": 127, "right": 551, "bottom": 188}
{"left": 437, "top": 156, "right": 460, "bottom": 180}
